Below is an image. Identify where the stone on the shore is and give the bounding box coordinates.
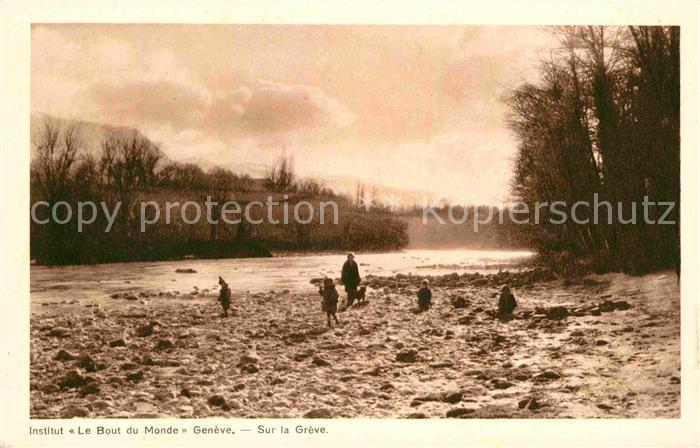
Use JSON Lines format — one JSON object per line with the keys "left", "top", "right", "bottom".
{"left": 311, "top": 356, "right": 331, "bottom": 367}
{"left": 207, "top": 395, "right": 226, "bottom": 407}
{"left": 518, "top": 397, "right": 543, "bottom": 410}
{"left": 491, "top": 378, "right": 515, "bottom": 389}
{"left": 175, "top": 268, "right": 197, "bottom": 274}
{"left": 155, "top": 339, "right": 175, "bottom": 352}
{"left": 55, "top": 350, "right": 78, "bottom": 361}
{"left": 57, "top": 370, "right": 86, "bottom": 389}
{"left": 109, "top": 338, "right": 126, "bottom": 347}
{"left": 451, "top": 297, "right": 468, "bottom": 309}
{"left": 533, "top": 370, "right": 561, "bottom": 382}
{"left": 62, "top": 406, "right": 90, "bottom": 418}
{"left": 79, "top": 383, "right": 100, "bottom": 397}
{"left": 42, "top": 384, "right": 59, "bottom": 394}
{"left": 120, "top": 362, "right": 140, "bottom": 370}
{"left": 240, "top": 363, "right": 259, "bottom": 374}
{"left": 136, "top": 323, "right": 156, "bottom": 337}
{"left": 446, "top": 407, "right": 475, "bottom": 418}
{"left": 429, "top": 360, "right": 454, "bottom": 369}
{"left": 49, "top": 327, "right": 70, "bottom": 338}
{"left": 597, "top": 300, "right": 632, "bottom": 313}
{"left": 155, "top": 390, "right": 175, "bottom": 402}
{"left": 179, "top": 388, "right": 193, "bottom": 398}
{"left": 105, "top": 376, "right": 123, "bottom": 385}
{"left": 546, "top": 306, "right": 569, "bottom": 320}
{"left": 442, "top": 390, "right": 463, "bottom": 403}
{"left": 126, "top": 371, "right": 144, "bottom": 383}
{"left": 236, "top": 353, "right": 259, "bottom": 366}
{"left": 396, "top": 349, "right": 418, "bottom": 363}
{"left": 412, "top": 389, "right": 463, "bottom": 406}
{"left": 76, "top": 354, "right": 97, "bottom": 372}
{"left": 303, "top": 408, "right": 333, "bottom": 418}
{"left": 457, "top": 316, "right": 473, "bottom": 325}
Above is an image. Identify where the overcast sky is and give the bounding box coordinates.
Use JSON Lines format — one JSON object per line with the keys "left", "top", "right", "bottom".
{"left": 32, "top": 24, "right": 555, "bottom": 205}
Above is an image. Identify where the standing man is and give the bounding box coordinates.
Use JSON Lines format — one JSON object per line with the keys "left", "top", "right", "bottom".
{"left": 341, "top": 253, "right": 361, "bottom": 307}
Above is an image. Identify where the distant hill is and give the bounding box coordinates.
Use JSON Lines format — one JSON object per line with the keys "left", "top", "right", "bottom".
{"left": 177, "top": 157, "right": 433, "bottom": 205}
{"left": 310, "top": 174, "right": 435, "bottom": 206}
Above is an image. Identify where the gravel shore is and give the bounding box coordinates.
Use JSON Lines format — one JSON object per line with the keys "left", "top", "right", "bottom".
{"left": 30, "top": 269, "right": 680, "bottom": 419}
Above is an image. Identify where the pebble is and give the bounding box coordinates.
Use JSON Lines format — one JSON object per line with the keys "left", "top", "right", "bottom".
{"left": 533, "top": 370, "right": 561, "bottom": 382}
{"left": 491, "top": 378, "right": 515, "bottom": 389}
{"left": 311, "top": 356, "right": 331, "bottom": 367}
{"left": 518, "top": 397, "right": 543, "bottom": 410}
{"left": 62, "top": 406, "right": 90, "bottom": 418}
{"left": 49, "top": 327, "right": 71, "bottom": 338}
{"left": 79, "top": 383, "right": 100, "bottom": 397}
{"left": 208, "top": 395, "right": 226, "bottom": 407}
{"left": 76, "top": 354, "right": 97, "bottom": 372}
{"left": 396, "top": 349, "right": 418, "bottom": 363}
{"left": 57, "top": 370, "right": 86, "bottom": 389}
{"left": 154, "top": 339, "right": 175, "bottom": 352}
{"left": 303, "top": 408, "right": 333, "bottom": 418}
{"left": 445, "top": 407, "right": 475, "bottom": 418}
{"left": 55, "top": 350, "right": 78, "bottom": 361}
{"left": 155, "top": 390, "right": 175, "bottom": 402}
{"left": 109, "top": 338, "right": 126, "bottom": 347}
{"left": 126, "top": 371, "right": 145, "bottom": 383}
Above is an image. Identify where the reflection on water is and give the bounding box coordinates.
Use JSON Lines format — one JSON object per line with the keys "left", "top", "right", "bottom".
{"left": 30, "top": 249, "right": 534, "bottom": 307}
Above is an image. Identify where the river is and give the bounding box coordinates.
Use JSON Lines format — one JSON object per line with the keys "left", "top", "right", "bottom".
{"left": 30, "top": 249, "right": 533, "bottom": 309}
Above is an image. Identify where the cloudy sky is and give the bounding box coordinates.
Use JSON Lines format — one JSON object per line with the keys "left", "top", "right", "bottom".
{"left": 32, "top": 24, "right": 555, "bottom": 205}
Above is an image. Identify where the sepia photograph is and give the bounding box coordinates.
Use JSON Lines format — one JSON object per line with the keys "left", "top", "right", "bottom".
{"left": 24, "top": 21, "right": 685, "bottom": 422}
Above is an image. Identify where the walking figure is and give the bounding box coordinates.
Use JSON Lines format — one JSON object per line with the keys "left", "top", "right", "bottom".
{"left": 319, "top": 277, "right": 340, "bottom": 327}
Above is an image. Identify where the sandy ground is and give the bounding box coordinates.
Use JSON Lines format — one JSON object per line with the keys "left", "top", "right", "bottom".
{"left": 30, "top": 269, "right": 680, "bottom": 419}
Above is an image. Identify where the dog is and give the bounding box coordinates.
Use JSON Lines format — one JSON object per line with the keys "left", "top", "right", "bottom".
{"left": 355, "top": 286, "right": 367, "bottom": 304}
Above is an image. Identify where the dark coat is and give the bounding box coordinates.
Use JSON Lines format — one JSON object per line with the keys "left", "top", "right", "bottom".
{"left": 341, "top": 260, "right": 361, "bottom": 287}
{"left": 498, "top": 287, "right": 517, "bottom": 316}
{"left": 219, "top": 284, "right": 231, "bottom": 310}
{"left": 319, "top": 285, "right": 339, "bottom": 315}
{"left": 417, "top": 287, "right": 432, "bottom": 310}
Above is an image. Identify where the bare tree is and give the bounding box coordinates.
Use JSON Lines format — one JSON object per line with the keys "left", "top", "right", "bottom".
{"left": 31, "top": 118, "right": 83, "bottom": 201}
{"left": 100, "top": 128, "right": 162, "bottom": 232}
{"left": 265, "top": 154, "right": 296, "bottom": 192}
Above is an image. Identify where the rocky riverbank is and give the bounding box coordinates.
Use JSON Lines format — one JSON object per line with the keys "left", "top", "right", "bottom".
{"left": 30, "top": 269, "right": 680, "bottom": 418}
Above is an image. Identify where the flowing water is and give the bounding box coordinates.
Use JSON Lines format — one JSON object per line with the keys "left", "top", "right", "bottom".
{"left": 30, "top": 249, "right": 533, "bottom": 309}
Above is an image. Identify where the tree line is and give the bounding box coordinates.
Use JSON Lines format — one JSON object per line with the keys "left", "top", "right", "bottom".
{"left": 30, "top": 118, "right": 408, "bottom": 265}
{"left": 506, "top": 26, "right": 680, "bottom": 274}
